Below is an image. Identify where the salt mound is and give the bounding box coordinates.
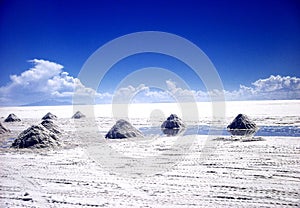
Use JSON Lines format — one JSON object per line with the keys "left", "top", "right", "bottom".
{"left": 227, "top": 114, "right": 257, "bottom": 130}
{"left": 4, "top": 113, "right": 21, "bottom": 122}
{"left": 11, "top": 125, "right": 60, "bottom": 148}
{"left": 42, "top": 112, "right": 57, "bottom": 120}
{"left": 105, "top": 119, "right": 143, "bottom": 139}
{"left": 72, "top": 111, "right": 86, "bottom": 119}
{"left": 41, "top": 119, "right": 61, "bottom": 134}
{"left": 161, "top": 114, "right": 185, "bottom": 129}
{"left": 0, "top": 122, "right": 10, "bottom": 134}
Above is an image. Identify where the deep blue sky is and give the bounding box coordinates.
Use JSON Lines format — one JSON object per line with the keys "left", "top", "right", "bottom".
{"left": 0, "top": 0, "right": 300, "bottom": 93}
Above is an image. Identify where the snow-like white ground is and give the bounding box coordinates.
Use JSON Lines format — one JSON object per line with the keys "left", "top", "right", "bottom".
{"left": 1, "top": 100, "right": 299, "bottom": 126}
{"left": 0, "top": 100, "right": 299, "bottom": 207}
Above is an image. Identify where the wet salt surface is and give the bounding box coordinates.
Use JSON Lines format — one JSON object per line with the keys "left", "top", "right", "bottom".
{"left": 1, "top": 137, "right": 15, "bottom": 148}
{"left": 140, "top": 125, "right": 300, "bottom": 137}
{"left": 2, "top": 125, "right": 299, "bottom": 149}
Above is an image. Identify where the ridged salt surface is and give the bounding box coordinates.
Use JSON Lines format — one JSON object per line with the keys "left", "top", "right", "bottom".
{"left": 0, "top": 100, "right": 299, "bottom": 207}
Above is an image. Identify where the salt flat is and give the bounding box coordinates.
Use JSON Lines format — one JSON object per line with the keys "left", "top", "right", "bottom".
{"left": 0, "top": 100, "right": 299, "bottom": 207}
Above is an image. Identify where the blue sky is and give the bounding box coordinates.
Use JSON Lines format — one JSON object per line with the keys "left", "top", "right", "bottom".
{"left": 0, "top": 0, "right": 300, "bottom": 105}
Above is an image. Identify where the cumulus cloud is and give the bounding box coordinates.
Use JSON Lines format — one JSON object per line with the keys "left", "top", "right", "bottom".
{"left": 3, "top": 59, "right": 63, "bottom": 95}
{"left": 227, "top": 75, "right": 300, "bottom": 100}
{"left": 160, "top": 75, "right": 300, "bottom": 101}
{"left": 110, "top": 80, "right": 204, "bottom": 103}
{"left": 221, "top": 75, "right": 300, "bottom": 100}
{"left": 165, "top": 80, "right": 196, "bottom": 101}
{"left": 252, "top": 75, "right": 300, "bottom": 92}
{"left": 111, "top": 81, "right": 198, "bottom": 103}
{"left": 0, "top": 59, "right": 108, "bottom": 105}
{"left": 112, "top": 84, "right": 149, "bottom": 103}
{"left": 113, "top": 75, "right": 300, "bottom": 103}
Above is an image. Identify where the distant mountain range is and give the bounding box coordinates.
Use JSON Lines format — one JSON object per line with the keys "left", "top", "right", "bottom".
{"left": 22, "top": 99, "right": 72, "bottom": 106}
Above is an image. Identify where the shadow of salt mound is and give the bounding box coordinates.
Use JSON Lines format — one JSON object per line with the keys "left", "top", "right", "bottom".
{"left": 213, "top": 137, "right": 240, "bottom": 141}
{"left": 162, "top": 128, "right": 185, "bottom": 136}
{"left": 227, "top": 128, "right": 258, "bottom": 136}
{"left": 241, "top": 137, "right": 265, "bottom": 142}
{"left": 225, "top": 128, "right": 264, "bottom": 143}
{"left": 213, "top": 136, "right": 265, "bottom": 142}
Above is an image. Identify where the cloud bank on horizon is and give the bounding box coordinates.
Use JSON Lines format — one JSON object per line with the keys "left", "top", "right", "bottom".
{"left": 0, "top": 59, "right": 299, "bottom": 106}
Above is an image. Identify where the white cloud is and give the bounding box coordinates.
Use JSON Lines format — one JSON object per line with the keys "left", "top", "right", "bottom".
{"left": 109, "top": 80, "right": 205, "bottom": 103}
{"left": 252, "top": 75, "right": 300, "bottom": 92}
{"left": 227, "top": 75, "right": 300, "bottom": 100}
{"left": 165, "top": 80, "right": 196, "bottom": 101}
{"left": 10, "top": 59, "right": 63, "bottom": 85}
{"left": 3, "top": 59, "right": 63, "bottom": 95}
{"left": 112, "top": 84, "right": 149, "bottom": 103}
{"left": 115, "top": 75, "right": 300, "bottom": 103}
{"left": 0, "top": 59, "right": 103, "bottom": 105}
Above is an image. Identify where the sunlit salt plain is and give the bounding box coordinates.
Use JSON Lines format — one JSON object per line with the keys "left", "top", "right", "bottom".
{"left": 0, "top": 100, "right": 299, "bottom": 207}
